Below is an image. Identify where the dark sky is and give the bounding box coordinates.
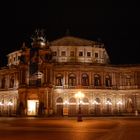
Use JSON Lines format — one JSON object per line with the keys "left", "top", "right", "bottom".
{"left": 1, "top": 1, "right": 140, "bottom": 66}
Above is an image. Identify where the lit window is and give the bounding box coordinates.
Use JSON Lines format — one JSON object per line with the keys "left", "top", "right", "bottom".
{"left": 105, "top": 75, "right": 112, "bottom": 87}
{"left": 95, "top": 53, "right": 98, "bottom": 58}
{"left": 53, "top": 51, "right": 57, "bottom": 56}
{"left": 126, "top": 75, "right": 131, "bottom": 86}
{"left": 68, "top": 73, "right": 76, "bottom": 86}
{"left": 82, "top": 73, "right": 89, "bottom": 86}
{"left": 56, "top": 74, "right": 63, "bottom": 86}
{"left": 94, "top": 74, "right": 101, "bottom": 86}
{"left": 87, "top": 52, "right": 91, "bottom": 57}
{"left": 9, "top": 76, "right": 14, "bottom": 88}
{"left": 61, "top": 51, "right": 66, "bottom": 56}
{"left": 79, "top": 51, "right": 83, "bottom": 56}
{"left": 18, "top": 56, "right": 20, "bottom": 60}
{"left": 70, "top": 51, "right": 75, "bottom": 56}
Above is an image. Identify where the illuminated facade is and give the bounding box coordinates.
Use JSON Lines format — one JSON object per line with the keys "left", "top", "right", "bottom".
{"left": 0, "top": 30, "right": 140, "bottom": 117}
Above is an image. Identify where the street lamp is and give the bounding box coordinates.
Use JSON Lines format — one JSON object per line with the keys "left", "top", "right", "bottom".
{"left": 75, "top": 91, "right": 84, "bottom": 122}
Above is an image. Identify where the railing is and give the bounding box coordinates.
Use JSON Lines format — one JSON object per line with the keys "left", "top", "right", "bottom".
{"left": 53, "top": 85, "right": 139, "bottom": 90}
{"left": 118, "top": 85, "right": 138, "bottom": 90}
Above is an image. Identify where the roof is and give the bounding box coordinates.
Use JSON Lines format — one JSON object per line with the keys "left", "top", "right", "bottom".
{"left": 50, "top": 36, "right": 102, "bottom": 46}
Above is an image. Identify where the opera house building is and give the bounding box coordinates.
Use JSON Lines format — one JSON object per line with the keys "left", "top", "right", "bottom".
{"left": 0, "top": 30, "right": 140, "bottom": 117}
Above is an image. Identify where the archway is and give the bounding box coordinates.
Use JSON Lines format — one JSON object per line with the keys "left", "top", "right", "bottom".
{"left": 81, "top": 98, "right": 89, "bottom": 116}
{"left": 56, "top": 97, "right": 63, "bottom": 116}
{"left": 94, "top": 98, "right": 101, "bottom": 115}
{"left": 68, "top": 97, "right": 76, "bottom": 116}
{"left": 27, "top": 100, "right": 39, "bottom": 116}
{"left": 105, "top": 98, "right": 112, "bottom": 114}
{"left": 126, "top": 98, "right": 133, "bottom": 113}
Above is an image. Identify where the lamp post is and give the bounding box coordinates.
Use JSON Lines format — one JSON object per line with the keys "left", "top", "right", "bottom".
{"left": 75, "top": 91, "right": 84, "bottom": 122}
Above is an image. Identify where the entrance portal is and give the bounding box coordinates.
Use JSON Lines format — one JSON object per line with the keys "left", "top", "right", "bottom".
{"left": 27, "top": 100, "right": 39, "bottom": 116}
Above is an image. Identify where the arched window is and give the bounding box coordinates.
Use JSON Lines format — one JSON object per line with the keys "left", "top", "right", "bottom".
{"left": 126, "top": 75, "right": 131, "bottom": 86}
{"left": 56, "top": 74, "right": 63, "bottom": 86}
{"left": 105, "top": 75, "right": 112, "bottom": 87}
{"left": 106, "top": 98, "right": 112, "bottom": 105}
{"left": 68, "top": 73, "right": 76, "bottom": 86}
{"left": 107, "top": 98, "right": 111, "bottom": 102}
{"left": 56, "top": 97, "right": 63, "bottom": 116}
{"left": 1, "top": 77, "right": 6, "bottom": 89}
{"left": 95, "top": 98, "right": 101, "bottom": 104}
{"left": 83, "top": 98, "right": 89, "bottom": 103}
{"left": 82, "top": 73, "right": 89, "bottom": 86}
{"left": 9, "top": 76, "right": 14, "bottom": 88}
{"left": 56, "top": 97, "right": 63, "bottom": 103}
{"left": 69, "top": 98, "right": 76, "bottom": 103}
{"left": 126, "top": 98, "right": 133, "bottom": 113}
{"left": 94, "top": 74, "right": 101, "bottom": 86}
{"left": 106, "top": 98, "right": 112, "bottom": 113}
{"left": 69, "top": 98, "right": 76, "bottom": 116}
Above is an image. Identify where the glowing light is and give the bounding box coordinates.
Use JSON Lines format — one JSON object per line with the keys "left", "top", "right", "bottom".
{"left": 117, "top": 101, "right": 122, "bottom": 105}
{"left": 92, "top": 100, "right": 100, "bottom": 105}
{"left": 63, "top": 100, "right": 69, "bottom": 105}
{"left": 40, "top": 42, "right": 45, "bottom": 46}
{"left": 28, "top": 101, "right": 36, "bottom": 112}
{"left": 7, "top": 102, "right": 13, "bottom": 106}
{"left": 105, "top": 101, "right": 112, "bottom": 105}
{"left": 0, "top": 102, "right": 3, "bottom": 106}
{"left": 27, "top": 100, "right": 39, "bottom": 115}
{"left": 75, "top": 91, "right": 85, "bottom": 99}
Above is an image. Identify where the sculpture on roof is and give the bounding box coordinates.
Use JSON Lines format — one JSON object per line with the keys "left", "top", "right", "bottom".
{"left": 31, "top": 29, "right": 46, "bottom": 43}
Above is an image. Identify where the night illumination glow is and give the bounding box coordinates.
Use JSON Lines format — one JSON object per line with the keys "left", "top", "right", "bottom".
{"left": 117, "top": 101, "right": 122, "bottom": 105}
{"left": 0, "top": 102, "right": 3, "bottom": 106}
{"left": 27, "top": 100, "right": 39, "bottom": 115}
{"left": 7, "top": 102, "right": 13, "bottom": 106}
{"left": 63, "top": 100, "right": 69, "bottom": 105}
{"left": 105, "top": 101, "right": 112, "bottom": 105}
{"left": 75, "top": 91, "right": 85, "bottom": 99}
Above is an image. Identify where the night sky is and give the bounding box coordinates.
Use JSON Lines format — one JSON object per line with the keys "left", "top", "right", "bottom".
{"left": 1, "top": 1, "right": 140, "bottom": 66}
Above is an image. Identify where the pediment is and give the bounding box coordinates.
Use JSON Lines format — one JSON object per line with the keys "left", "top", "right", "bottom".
{"left": 50, "top": 36, "right": 97, "bottom": 46}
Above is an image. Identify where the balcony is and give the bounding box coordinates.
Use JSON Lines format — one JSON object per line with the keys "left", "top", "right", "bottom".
{"left": 119, "top": 85, "right": 138, "bottom": 90}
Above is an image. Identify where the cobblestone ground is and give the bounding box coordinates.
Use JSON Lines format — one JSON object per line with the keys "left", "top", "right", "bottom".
{"left": 0, "top": 117, "right": 140, "bottom": 140}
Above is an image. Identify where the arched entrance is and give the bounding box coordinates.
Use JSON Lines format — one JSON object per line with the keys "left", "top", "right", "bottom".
{"left": 126, "top": 98, "right": 133, "bottom": 113}
{"left": 27, "top": 100, "right": 39, "bottom": 116}
{"left": 93, "top": 98, "right": 101, "bottom": 115}
{"left": 68, "top": 98, "right": 76, "bottom": 116}
{"left": 105, "top": 98, "right": 112, "bottom": 114}
{"left": 56, "top": 97, "right": 63, "bottom": 116}
{"left": 81, "top": 98, "right": 89, "bottom": 116}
